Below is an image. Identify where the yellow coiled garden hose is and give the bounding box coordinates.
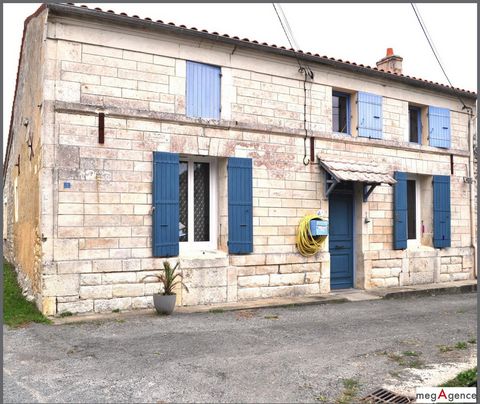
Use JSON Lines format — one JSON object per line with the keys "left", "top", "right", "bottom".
{"left": 296, "top": 214, "right": 327, "bottom": 256}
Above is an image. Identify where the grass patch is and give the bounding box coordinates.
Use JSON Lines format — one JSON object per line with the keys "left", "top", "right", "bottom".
{"left": 336, "top": 379, "right": 360, "bottom": 404}
{"left": 209, "top": 308, "right": 225, "bottom": 314}
{"left": 468, "top": 338, "right": 476, "bottom": 344}
{"left": 264, "top": 315, "right": 279, "bottom": 320}
{"left": 388, "top": 352, "right": 425, "bottom": 368}
{"left": 112, "top": 308, "right": 120, "bottom": 313}
{"left": 402, "top": 350, "right": 420, "bottom": 357}
{"left": 438, "top": 344, "right": 454, "bottom": 353}
{"left": 441, "top": 367, "right": 477, "bottom": 387}
{"left": 59, "top": 311, "right": 73, "bottom": 318}
{"left": 3, "top": 260, "right": 51, "bottom": 327}
{"left": 455, "top": 341, "right": 468, "bottom": 350}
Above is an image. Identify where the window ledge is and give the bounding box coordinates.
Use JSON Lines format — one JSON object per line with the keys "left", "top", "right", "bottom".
{"left": 179, "top": 250, "right": 229, "bottom": 269}
{"left": 180, "top": 249, "right": 227, "bottom": 260}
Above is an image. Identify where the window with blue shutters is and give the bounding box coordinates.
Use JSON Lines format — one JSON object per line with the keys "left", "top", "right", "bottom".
{"left": 433, "top": 175, "right": 451, "bottom": 248}
{"left": 228, "top": 157, "right": 253, "bottom": 254}
{"left": 152, "top": 152, "right": 180, "bottom": 257}
{"left": 186, "top": 61, "right": 221, "bottom": 120}
{"left": 152, "top": 153, "right": 218, "bottom": 256}
{"left": 428, "top": 106, "right": 450, "bottom": 148}
{"left": 357, "top": 92, "right": 383, "bottom": 139}
{"left": 393, "top": 171, "right": 408, "bottom": 250}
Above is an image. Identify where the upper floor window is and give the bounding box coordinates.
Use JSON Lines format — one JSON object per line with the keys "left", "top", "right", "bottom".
{"left": 408, "top": 106, "right": 422, "bottom": 144}
{"left": 186, "top": 61, "right": 221, "bottom": 120}
{"left": 332, "top": 91, "right": 350, "bottom": 134}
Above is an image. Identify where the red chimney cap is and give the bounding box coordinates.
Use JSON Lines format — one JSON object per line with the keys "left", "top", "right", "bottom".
{"left": 386, "top": 48, "right": 394, "bottom": 57}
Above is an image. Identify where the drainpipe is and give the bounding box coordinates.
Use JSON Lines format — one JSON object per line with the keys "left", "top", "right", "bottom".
{"left": 467, "top": 109, "right": 477, "bottom": 278}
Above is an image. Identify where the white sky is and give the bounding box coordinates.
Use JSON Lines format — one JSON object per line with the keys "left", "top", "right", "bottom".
{"left": 3, "top": 3, "right": 477, "bottom": 156}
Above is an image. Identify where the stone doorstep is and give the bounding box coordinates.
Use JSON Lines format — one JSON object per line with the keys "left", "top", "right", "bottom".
{"left": 50, "top": 280, "right": 477, "bottom": 325}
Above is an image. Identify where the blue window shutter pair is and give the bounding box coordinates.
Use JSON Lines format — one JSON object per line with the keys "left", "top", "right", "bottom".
{"left": 358, "top": 92, "right": 383, "bottom": 139}
{"left": 393, "top": 171, "right": 408, "bottom": 250}
{"left": 428, "top": 106, "right": 451, "bottom": 148}
{"left": 433, "top": 175, "right": 451, "bottom": 248}
{"left": 393, "top": 171, "right": 451, "bottom": 250}
{"left": 186, "top": 61, "right": 221, "bottom": 120}
{"left": 228, "top": 158, "right": 253, "bottom": 254}
{"left": 152, "top": 152, "right": 253, "bottom": 256}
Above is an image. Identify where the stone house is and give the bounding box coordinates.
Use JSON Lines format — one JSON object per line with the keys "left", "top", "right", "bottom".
{"left": 3, "top": 3, "right": 477, "bottom": 315}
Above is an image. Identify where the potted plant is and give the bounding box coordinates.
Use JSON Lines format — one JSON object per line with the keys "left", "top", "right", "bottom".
{"left": 141, "top": 261, "right": 188, "bottom": 315}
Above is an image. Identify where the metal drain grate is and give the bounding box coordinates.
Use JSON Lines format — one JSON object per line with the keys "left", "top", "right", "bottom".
{"left": 361, "top": 388, "right": 413, "bottom": 403}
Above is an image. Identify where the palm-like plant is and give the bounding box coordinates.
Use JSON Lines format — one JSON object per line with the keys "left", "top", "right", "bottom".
{"left": 142, "top": 261, "right": 188, "bottom": 295}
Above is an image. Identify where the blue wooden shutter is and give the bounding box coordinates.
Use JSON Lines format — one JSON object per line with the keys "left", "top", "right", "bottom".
{"left": 433, "top": 175, "right": 451, "bottom": 248}
{"left": 393, "top": 171, "right": 407, "bottom": 250}
{"left": 228, "top": 157, "right": 253, "bottom": 254}
{"left": 357, "top": 92, "right": 383, "bottom": 139}
{"left": 152, "top": 152, "right": 179, "bottom": 257}
{"left": 428, "top": 106, "right": 450, "bottom": 148}
{"left": 186, "top": 61, "right": 221, "bottom": 119}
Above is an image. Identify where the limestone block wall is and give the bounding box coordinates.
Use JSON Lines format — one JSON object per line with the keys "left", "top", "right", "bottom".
{"left": 42, "top": 112, "right": 330, "bottom": 314}
{"left": 3, "top": 8, "right": 48, "bottom": 299}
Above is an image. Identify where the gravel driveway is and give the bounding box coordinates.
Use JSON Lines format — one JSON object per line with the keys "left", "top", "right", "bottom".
{"left": 3, "top": 293, "right": 476, "bottom": 403}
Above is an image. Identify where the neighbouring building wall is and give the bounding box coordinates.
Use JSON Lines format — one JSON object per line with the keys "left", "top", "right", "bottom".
{"left": 3, "top": 8, "right": 48, "bottom": 301}
{"left": 11, "top": 14, "right": 475, "bottom": 315}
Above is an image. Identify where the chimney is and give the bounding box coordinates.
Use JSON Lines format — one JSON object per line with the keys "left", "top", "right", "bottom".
{"left": 376, "top": 48, "right": 403, "bottom": 74}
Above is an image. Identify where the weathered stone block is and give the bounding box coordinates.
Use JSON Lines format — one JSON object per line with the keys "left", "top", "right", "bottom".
{"left": 79, "top": 285, "right": 112, "bottom": 299}
{"left": 102, "top": 273, "right": 137, "bottom": 284}
{"left": 53, "top": 239, "right": 79, "bottom": 261}
{"left": 183, "top": 267, "right": 227, "bottom": 288}
{"left": 80, "top": 273, "right": 102, "bottom": 286}
{"left": 132, "top": 296, "right": 153, "bottom": 309}
{"left": 58, "top": 300, "right": 93, "bottom": 314}
{"left": 57, "top": 261, "right": 92, "bottom": 274}
{"left": 43, "top": 274, "right": 79, "bottom": 297}
{"left": 182, "top": 286, "right": 227, "bottom": 306}
{"left": 269, "top": 273, "right": 305, "bottom": 286}
{"left": 237, "top": 275, "right": 269, "bottom": 288}
{"left": 94, "top": 298, "right": 132, "bottom": 313}
{"left": 112, "top": 283, "right": 144, "bottom": 297}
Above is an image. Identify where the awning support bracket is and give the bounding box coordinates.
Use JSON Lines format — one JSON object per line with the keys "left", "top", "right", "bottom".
{"left": 326, "top": 177, "right": 339, "bottom": 198}
{"left": 363, "top": 183, "right": 378, "bottom": 202}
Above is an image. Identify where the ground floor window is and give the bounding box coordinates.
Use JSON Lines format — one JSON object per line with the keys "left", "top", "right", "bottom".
{"left": 179, "top": 156, "right": 217, "bottom": 252}
{"left": 406, "top": 176, "right": 423, "bottom": 247}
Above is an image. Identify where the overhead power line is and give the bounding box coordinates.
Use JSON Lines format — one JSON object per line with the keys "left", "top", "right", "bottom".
{"left": 272, "top": 3, "right": 314, "bottom": 165}
{"left": 410, "top": 3, "right": 468, "bottom": 109}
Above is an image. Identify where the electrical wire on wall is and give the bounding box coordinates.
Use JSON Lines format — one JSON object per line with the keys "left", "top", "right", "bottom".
{"left": 272, "top": 3, "right": 314, "bottom": 165}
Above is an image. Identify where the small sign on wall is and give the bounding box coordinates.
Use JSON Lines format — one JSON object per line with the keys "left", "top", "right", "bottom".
{"left": 63, "top": 182, "right": 71, "bottom": 189}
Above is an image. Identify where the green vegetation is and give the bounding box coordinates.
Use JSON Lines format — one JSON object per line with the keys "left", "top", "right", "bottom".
{"left": 402, "top": 351, "right": 420, "bottom": 357}
{"left": 59, "top": 311, "right": 73, "bottom": 317}
{"left": 455, "top": 341, "right": 468, "bottom": 350}
{"left": 441, "top": 367, "right": 477, "bottom": 387}
{"left": 3, "top": 260, "right": 51, "bottom": 327}
{"left": 264, "top": 315, "right": 279, "bottom": 320}
{"left": 438, "top": 344, "right": 454, "bottom": 353}
{"left": 468, "top": 337, "right": 476, "bottom": 344}
{"left": 336, "top": 379, "right": 360, "bottom": 404}
{"left": 388, "top": 352, "right": 425, "bottom": 369}
{"left": 112, "top": 308, "right": 120, "bottom": 313}
{"left": 209, "top": 308, "right": 225, "bottom": 314}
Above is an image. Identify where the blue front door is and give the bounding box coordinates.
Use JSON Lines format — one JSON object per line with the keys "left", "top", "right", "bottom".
{"left": 329, "top": 192, "right": 354, "bottom": 289}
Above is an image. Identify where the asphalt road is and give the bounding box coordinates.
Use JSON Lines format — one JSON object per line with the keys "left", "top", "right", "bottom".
{"left": 3, "top": 293, "right": 477, "bottom": 403}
